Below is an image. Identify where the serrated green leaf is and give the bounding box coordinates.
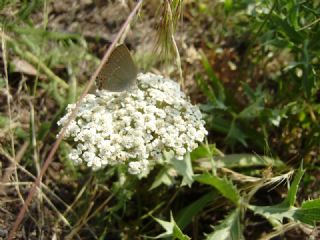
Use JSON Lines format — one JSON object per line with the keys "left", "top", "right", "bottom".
{"left": 205, "top": 209, "right": 244, "bottom": 240}
{"left": 194, "top": 173, "right": 240, "bottom": 205}
{"left": 153, "top": 213, "right": 191, "bottom": 240}
{"left": 149, "top": 168, "right": 173, "bottom": 190}
{"left": 293, "top": 199, "right": 320, "bottom": 225}
{"left": 301, "top": 199, "right": 320, "bottom": 209}
{"left": 171, "top": 153, "right": 194, "bottom": 187}
{"left": 250, "top": 199, "right": 320, "bottom": 227}
{"left": 249, "top": 165, "right": 320, "bottom": 226}
{"left": 153, "top": 217, "right": 174, "bottom": 239}
{"left": 173, "top": 222, "right": 191, "bottom": 240}
{"left": 158, "top": 151, "right": 195, "bottom": 187}
{"left": 249, "top": 204, "right": 296, "bottom": 225}
{"left": 293, "top": 206, "right": 320, "bottom": 225}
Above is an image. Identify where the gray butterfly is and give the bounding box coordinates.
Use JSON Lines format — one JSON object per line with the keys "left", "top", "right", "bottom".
{"left": 96, "top": 44, "right": 138, "bottom": 92}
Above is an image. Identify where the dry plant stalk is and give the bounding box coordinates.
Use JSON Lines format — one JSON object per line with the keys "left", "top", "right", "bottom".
{"left": 7, "top": 0, "right": 144, "bottom": 238}
{"left": 165, "top": 0, "right": 184, "bottom": 87}
{"left": 155, "top": 0, "right": 183, "bottom": 86}
{"left": 0, "top": 142, "right": 29, "bottom": 195}
{"left": 1, "top": 27, "right": 26, "bottom": 208}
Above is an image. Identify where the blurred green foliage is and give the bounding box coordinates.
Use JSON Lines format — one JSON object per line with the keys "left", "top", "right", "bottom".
{"left": 198, "top": 0, "right": 320, "bottom": 163}
{"left": 1, "top": 0, "right": 320, "bottom": 239}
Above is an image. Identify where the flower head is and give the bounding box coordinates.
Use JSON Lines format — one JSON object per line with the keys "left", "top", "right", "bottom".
{"left": 58, "top": 73, "right": 207, "bottom": 174}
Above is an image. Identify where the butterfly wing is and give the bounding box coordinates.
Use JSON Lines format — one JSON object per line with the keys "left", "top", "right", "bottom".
{"left": 97, "top": 44, "right": 138, "bottom": 92}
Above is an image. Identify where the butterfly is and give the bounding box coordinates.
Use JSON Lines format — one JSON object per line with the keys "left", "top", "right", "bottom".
{"left": 96, "top": 44, "right": 138, "bottom": 92}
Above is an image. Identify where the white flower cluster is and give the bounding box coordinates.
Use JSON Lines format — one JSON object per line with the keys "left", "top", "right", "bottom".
{"left": 57, "top": 73, "right": 208, "bottom": 174}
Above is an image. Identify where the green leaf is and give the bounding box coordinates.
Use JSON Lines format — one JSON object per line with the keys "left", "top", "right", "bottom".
{"left": 249, "top": 198, "right": 320, "bottom": 226}
{"left": 195, "top": 74, "right": 218, "bottom": 105}
{"left": 176, "top": 191, "right": 217, "bottom": 230}
{"left": 194, "top": 173, "right": 240, "bottom": 205}
{"left": 173, "top": 221, "right": 191, "bottom": 240}
{"left": 267, "top": 38, "right": 293, "bottom": 48}
{"left": 249, "top": 204, "right": 296, "bottom": 226}
{"left": 37, "top": 121, "right": 51, "bottom": 140}
{"left": 301, "top": 40, "right": 314, "bottom": 98}
{"left": 200, "top": 52, "right": 225, "bottom": 102}
{"left": 150, "top": 151, "right": 195, "bottom": 189}
{"left": 153, "top": 217, "right": 175, "bottom": 239}
{"left": 171, "top": 153, "right": 194, "bottom": 187}
{"left": 293, "top": 201, "right": 320, "bottom": 225}
{"left": 301, "top": 199, "right": 320, "bottom": 209}
{"left": 15, "top": 127, "right": 29, "bottom": 140}
{"left": 226, "top": 119, "right": 248, "bottom": 147}
{"left": 205, "top": 209, "right": 244, "bottom": 240}
{"left": 270, "top": 14, "right": 303, "bottom": 43}
{"left": 0, "top": 114, "right": 10, "bottom": 128}
{"left": 18, "top": 0, "right": 42, "bottom": 20}
{"left": 286, "top": 0, "right": 300, "bottom": 29}
{"left": 0, "top": 77, "right": 5, "bottom": 88}
{"left": 13, "top": 25, "right": 82, "bottom": 42}
{"left": 149, "top": 168, "right": 174, "bottom": 190}
{"left": 237, "top": 95, "right": 265, "bottom": 120}
{"left": 209, "top": 116, "right": 233, "bottom": 134}
{"left": 249, "top": 165, "right": 320, "bottom": 226}
{"left": 213, "top": 154, "right": 285, "bottom": 168}
{"left": 224, "top": 0, "right": 233, "bottom": 13}
{"left": 285, "top": 163, "right": 305, "bottom": 206}
{"left": 190, "top": 144, "right": 217, "bottom": 161}
{"left": 153, "top": 213, "right": 191, "bottom": 240}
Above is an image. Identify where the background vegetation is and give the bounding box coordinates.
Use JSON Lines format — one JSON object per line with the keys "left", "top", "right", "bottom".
{"left": 0, "top": 0, "right": 320, "bottom": 239}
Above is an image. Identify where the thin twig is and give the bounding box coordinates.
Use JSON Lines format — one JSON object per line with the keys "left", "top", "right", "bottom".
{"left": 28, "top": 99, "right": 45, "bottom": 237}
{"left": 298, "top": 17, "right": 320, "bottom": 31}
{"left": 259, "top": 222, "right": 300, "bottom": 240}
{"left": 1, "top": 29, "right": 15, "bottom": 158}
{"left": 7, "top": 1, "right": 144, "bottom": 239}
{"left": 1, "top": 28, "right": 26, "bottom": 206}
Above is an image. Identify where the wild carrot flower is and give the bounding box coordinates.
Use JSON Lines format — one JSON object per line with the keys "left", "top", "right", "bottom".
{"left": 58, "top": 73, "right": 207, "bottom": 174}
